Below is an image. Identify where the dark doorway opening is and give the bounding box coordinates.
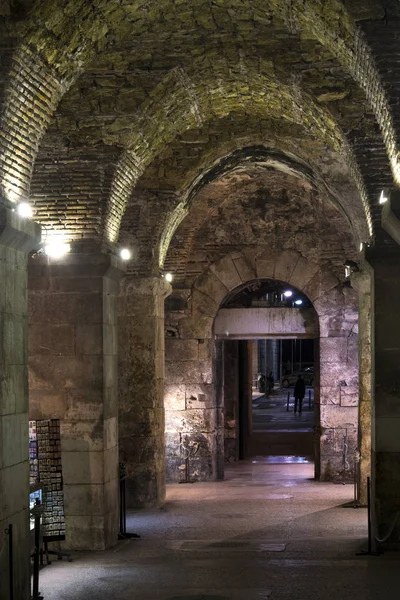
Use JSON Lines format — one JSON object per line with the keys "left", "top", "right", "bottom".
{"left": 222, "top": 338, "right": 317, "bottom": 470}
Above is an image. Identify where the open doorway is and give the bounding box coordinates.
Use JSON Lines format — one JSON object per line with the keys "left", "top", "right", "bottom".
{"left": 216, "top": 278, "right": 320, "bottom": 476}
{"left": 250, "top": 338, "right": 315, "bottom": 463}
{"left": 222, "top": 338, "right": 317, "bottom": 469}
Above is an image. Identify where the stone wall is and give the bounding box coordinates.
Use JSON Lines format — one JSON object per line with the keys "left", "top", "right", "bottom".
{"left": 28, "top": 252, "right": 123, "bottom": 550}
{"left": 165, "top": 249, "right": 359, "bottom": 483}
{"left": 0, "top": 208, "right": 40, "bottom": 600}
{"left": 118, "top": 276, "right": 171, "bottom": 507}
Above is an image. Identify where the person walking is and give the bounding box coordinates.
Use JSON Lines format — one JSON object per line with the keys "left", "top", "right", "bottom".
{"left": 294, "top": 374, "right": 306, "bottom": 414}
{"left": 267, "top": 371, "right": 274, "bottom": 394}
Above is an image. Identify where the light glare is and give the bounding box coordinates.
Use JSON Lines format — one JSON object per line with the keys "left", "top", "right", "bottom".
{"left": 120, "top": 248, "right": 131, "bottom": 261}
{"left": 379, "top": 190, "right": 388, "bottom": 205}
{"left": 283, "top": 290, "right": 293, "bottom": 298}
{"left": 294, "top": 299, "right": 303, "bottom": 305}
{"left": 17, "top": 202, "right": 33, "bottom": 218}
{"left": 44, "top": 241, "right": 71, "bottom": 259}
{"left": 165, "top": 273, "right": 173, "bottom": 283}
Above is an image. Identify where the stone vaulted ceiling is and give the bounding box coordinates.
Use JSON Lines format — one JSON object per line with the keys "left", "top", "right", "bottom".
{"left": 0, "top": 0, "right": 399, "bottom": 270}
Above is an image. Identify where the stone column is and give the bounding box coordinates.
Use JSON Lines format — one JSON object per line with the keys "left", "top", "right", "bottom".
{"left": 367, "top": 251, "right": 400, "bottom": 546}
{"left": 238, "top": 340, "right": 253, "bottom": 460}
{"left": 352, "top": 266, "right": 373, "bottom": 506}
{"left": 28, "top": 252, "right": 124, "bottom": 550}
{"left": 118, "top": 276, "right": 171, "bottom": 508}
{"left": 223, "top": 340, "right": 239, "bottom": 463}
{"left": 0, "top": 206, "right": 40, "bottom": 600}
{"left": 318, "top": 287, "right": 359, "bottom": 482}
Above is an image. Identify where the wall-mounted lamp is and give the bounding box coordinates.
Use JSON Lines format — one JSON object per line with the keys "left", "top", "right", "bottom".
{"left": 44, "top": 237, "right": 71, "bottom": 259}
{"left": 17, "top": 201, "right": 33, "bottom": 219}
{"left": 379, "top": 188, "right": 390, "bottom": 205}
{"left": 120, "top": 248, "right": 131, "bottom": 261}
{"left": 344, "top": 260, "right": 359, "bottom": 275}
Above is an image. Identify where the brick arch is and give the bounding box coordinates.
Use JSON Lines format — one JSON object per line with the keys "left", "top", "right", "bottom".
{"left": 0, "top": 0, "right": 396, "bottom": 221}
{"left": 106, "top": 61, "right": 373, "bottom": 246}
{"left": 165, "top": 248, "right": 359, "bottom": 482}
{"left": 159, "top": 145, "right": 366, "bottom": 270}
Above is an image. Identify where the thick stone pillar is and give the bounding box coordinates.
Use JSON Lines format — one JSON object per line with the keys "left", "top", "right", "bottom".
{"left": 318, "top": 287, "right": 359, "bottom": 482}
{"left": 164, "top": 326, "right": 219, "bottom": 483}
{"left": 223, "top": 340, "right": 239, "bottom": 463}
{"left": 118, "top": 276, "right": 171, "bottom": 508}
{"left": 0, "top": 207, "right": 40, "bottom": 600}
{"left": 368, "top": 251, "right": 400, "bottom": 546}
{"left": 28, "top": 252, "right": 124, "bottom": 550}
{"left": 352, "top": 266, "right": 373, "bottom": 506}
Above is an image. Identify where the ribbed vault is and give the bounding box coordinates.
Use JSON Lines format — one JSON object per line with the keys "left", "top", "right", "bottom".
{"left": 0, "top": 0, "right": 396, "bottom": 253}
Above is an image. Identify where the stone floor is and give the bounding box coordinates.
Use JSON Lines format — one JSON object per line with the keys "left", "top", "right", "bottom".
{"left": 38, "top": 458, "right": 400, "bottom": 600}
{"left": 250, "top": 387, "right": 314, "bottom": 459}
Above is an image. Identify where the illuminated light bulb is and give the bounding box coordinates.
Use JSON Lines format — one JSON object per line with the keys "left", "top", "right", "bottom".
{"left": 165, "top": 273, "right": 173, "bottom": 283}
{"left": 17, "top": 202, "right": 33, "bottom": 218}
{"left": 44, "top": 241, "right": 71, "bottom": 259}
{"left": 283, "top": 290, "right": 293, "bottom": 298}
{"left": 120, "top": 248, "right": 131, "bottom": 261}
{"left": 294, "top": 299, "right": 303, "bottom": 306}
{"left": 44, "top": 233, "right": 71, "bottom": 259}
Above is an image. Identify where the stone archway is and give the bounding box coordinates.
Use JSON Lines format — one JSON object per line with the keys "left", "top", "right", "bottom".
{"left": 164, "top": 249, "right": 359, "bottom": 483}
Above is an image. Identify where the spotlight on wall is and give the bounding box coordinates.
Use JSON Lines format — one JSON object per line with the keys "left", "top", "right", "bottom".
{"left": 165, "top": 273, "right": 173, "bottom": 283}
{"left": 294, "top": 299, "right": 303, "bottom": 306}
{"left": 379, "top": 188, "right": 390, "bottom": 205}
{"left": 44, "top": 237, "right": 71, "bottom": 259}
{"left": 344, "top": 260, "right": 360, "bottom": 274}
{"left": 17, "top": 201, "right": 33, "bottom": 219}
{"left": 120, "top": 248, "right": 131, "bottom": 261}
{"left": 283, "top": 290, "right": 293, "bottom": 298}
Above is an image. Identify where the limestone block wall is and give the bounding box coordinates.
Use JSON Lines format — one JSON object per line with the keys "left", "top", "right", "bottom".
{"left": 0, "top": 208, "right": 40, "bottom": 600}
{"left": 118, "top": 276, "right": 171, "bottom": 508}
{"left": 351, "top": 266, "right": 373, "bottom": 505}
{"left": 165, "top": 249, "right": 359, "bottom": 483}
{"left": 28, "top": 252, "right": 123, "bottom": 551}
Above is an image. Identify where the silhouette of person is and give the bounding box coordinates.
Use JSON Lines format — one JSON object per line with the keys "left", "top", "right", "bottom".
{"left": 294, "top": 374, "right": 305, "bottom": 414}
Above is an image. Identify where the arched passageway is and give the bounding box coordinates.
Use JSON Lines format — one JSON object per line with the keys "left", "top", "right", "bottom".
{"left": 164, "top": 251, "right": 359, "bottom": 485}
{"left": 3, "top": 3, "right": 400, "bottom": 597}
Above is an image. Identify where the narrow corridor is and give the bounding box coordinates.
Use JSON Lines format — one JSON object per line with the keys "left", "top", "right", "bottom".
{"left": 38, "top": 460, "right": 399, "bottom": 600}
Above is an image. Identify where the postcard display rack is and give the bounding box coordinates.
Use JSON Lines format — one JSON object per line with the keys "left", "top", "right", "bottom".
{"left": 29, "top": 419, "right": 66, "bottom": 540}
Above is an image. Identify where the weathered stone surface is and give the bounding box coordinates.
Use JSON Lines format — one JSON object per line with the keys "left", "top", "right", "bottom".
{"left": 118, "top": 276, "right": 171, "bottom": 508}
{"left": 210, "top": 255, "right": 242, "bottom": 292}
{"left": 0, "top": 209, "right": 40, "bottom": 600}
{"left": 28, "top": 252, "right": 123, "bottom": 551}
{"left": 165, "top": 339, "right": 199, "bottom": 362}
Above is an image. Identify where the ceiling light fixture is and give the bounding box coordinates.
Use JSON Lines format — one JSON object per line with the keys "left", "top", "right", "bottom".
{"left": 283, "top": 290, "right": 293, "bottom": 298}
